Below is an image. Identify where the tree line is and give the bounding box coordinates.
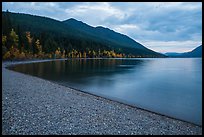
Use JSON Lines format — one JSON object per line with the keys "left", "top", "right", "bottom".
{"left": 2, "top": 28, "right": 141, "bottom": 60}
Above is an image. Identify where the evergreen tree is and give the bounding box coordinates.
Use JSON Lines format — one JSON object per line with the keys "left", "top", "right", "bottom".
{"left": 2, "top": 35, "right": 7, "bottom": 56}
{"left": 2, "top": 10, "right": 12, "bottom": 36}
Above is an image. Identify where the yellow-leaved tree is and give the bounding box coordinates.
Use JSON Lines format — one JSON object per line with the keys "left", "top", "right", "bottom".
{"left": 35, "top": 39, "right": 43, "bottom": 58}
{"left": 55, "top": 47, "right": 61, "bottom": 58}
{"left": 9, "top": 29, "right": 20, "bottom": 59}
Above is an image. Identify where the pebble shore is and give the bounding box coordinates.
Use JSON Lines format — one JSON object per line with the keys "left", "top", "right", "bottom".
{"left": 2, "top": 60, "right": 202, "bottom": 135}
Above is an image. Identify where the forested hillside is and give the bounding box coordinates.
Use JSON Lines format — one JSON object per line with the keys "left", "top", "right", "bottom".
{"left": 2, "top": 11, "right": 165, "bottom": 60}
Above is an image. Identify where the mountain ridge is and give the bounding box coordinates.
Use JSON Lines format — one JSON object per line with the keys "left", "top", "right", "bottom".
{"left": 165, "top": 45, "right": 202, "bottom": 58}
{"left": 62, "top": 18, "right": 148, "bottom": 50}
{"left": 2, "top": 11, "right": 165, "bottom": 57}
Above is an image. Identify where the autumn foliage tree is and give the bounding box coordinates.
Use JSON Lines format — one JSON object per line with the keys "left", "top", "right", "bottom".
{"left": 25, "top": 31, "right": 33, "bottom": 54}
{"left": 8, "top": 29, "right": 20, "bottom": 59}
{"left": 35, "top": 39, "right": 44, "bottom": 58}
{"left": 9, "top": 28, "right": 19, "bottom": 49}
{"left": 55, "top": 47, "right": 61, "bottom": 58}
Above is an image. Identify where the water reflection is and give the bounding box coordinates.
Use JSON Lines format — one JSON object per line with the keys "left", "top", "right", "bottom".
{"left": 10, "top": 59, "right": 146, "bottom": 84}
{"left": 8, "top": 58, "right": 202, "bottom": 126}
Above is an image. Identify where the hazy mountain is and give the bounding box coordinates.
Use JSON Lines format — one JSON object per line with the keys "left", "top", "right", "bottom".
{"left": 2, "top": 11, "right": 165, "bottom": 57}
{"left": 164, "top": 52, "right": 183, "bottom": 57}
{"left": 165, "top": 45, "right": 202, "bottom": 58}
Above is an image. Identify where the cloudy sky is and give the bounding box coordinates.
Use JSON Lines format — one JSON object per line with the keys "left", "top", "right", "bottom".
{"left": 2, "top": 2, "right": 202, "bottom": 53}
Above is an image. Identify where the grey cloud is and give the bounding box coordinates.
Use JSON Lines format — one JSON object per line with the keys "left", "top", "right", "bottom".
{"left": 2, "top": 2, "right": 202, "bottom": 52}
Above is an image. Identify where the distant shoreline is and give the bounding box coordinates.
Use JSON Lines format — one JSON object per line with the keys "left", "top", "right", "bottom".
{"left": 2, "top": 59, "right": 202, "bottom": 135}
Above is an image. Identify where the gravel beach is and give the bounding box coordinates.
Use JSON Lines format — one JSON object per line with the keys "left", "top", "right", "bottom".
{"left": 2, "top": 60, "right": 202, "bottom": 135}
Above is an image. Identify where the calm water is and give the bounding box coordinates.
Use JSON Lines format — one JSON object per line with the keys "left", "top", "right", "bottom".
{"left": 9, "top": 58, "right": 202, "bottom": 125}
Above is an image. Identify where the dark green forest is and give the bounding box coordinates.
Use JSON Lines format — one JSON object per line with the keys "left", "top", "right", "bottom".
{"left": 2, "top": 11, "right": 166, "bottom": 60}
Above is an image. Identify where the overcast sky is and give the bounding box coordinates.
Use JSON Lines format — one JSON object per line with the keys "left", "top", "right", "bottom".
{"left": 2, "top": 2, "right": 202, "bottom": 53}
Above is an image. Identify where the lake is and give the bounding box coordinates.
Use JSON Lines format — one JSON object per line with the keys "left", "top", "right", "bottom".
{"left": 8, "top": 58, "right": 202, "bottom": 125}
